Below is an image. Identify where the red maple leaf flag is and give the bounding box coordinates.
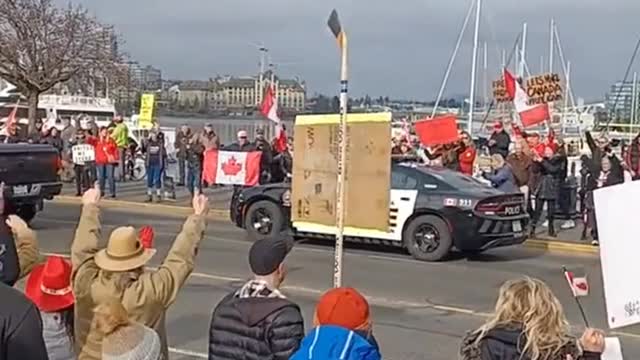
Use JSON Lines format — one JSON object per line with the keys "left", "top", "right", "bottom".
{"left": 414, "top": 115, "right": 459, "bottom": 147}
{"left": 202, "top": 149, "right": 262, "bottom": 186}
{"left": 504, "top": 68, "right": 550, "bottom": 128}
{"left": 563, "top": 267, "right": 589, "bottom": 297}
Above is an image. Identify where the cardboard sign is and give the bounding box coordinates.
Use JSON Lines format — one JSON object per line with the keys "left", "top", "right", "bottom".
{"left": 414, "top": 115, "right": 459, "bottom": 146}
{"left": 72, "top": 144, "right": 95, "bottom": 165}
{"left": 493, "top": 72, "right": 563, "bottom": 105}
{"left": 594, "top": 180, "right": 640, "bottom": 329}
{"left": 291, "top": 113, "right": 391, "bottom": 232}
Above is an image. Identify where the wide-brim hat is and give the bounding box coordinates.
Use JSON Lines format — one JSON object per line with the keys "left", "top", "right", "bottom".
{"left": 95, "top": 226, "right": 156, "bottom": 272}
{"left": 25, "top": 256, "right": 75, "bottom": 312}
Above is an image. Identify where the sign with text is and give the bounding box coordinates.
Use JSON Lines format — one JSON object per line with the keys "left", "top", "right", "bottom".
{"left": 595, "top": 180, "right": 640, "bottom": 329}
{"left": 493, "top": 72, "right": 563, "bottom": 105}
{"left": 138, "top": 94, "right": 155, "bottom": 129}
{"left": 72, "top": 144, "right": 95, "bottom": 165}
{"left": 291, "top": 113, "right": 391, "bottom": 231}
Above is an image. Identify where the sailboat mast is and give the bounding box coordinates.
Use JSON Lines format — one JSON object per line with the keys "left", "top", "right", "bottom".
{"left": 549, "top": 18, "right": 554, "bottom": 73}
{"left": 631, "top": 71, "right": 638, "bottom": 141}
{"left": 519, "top": 22, "right": 527, "bottom": 77}
{"left": 483, "top": 42, "right": 488, "bottom": 108}
{"left": 468, "top": 0, "right": 482, "bottom": 135}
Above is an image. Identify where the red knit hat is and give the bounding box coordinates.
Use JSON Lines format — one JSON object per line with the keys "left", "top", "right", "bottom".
{"left": 315, "top": 287, "right": 370, "bottom": 330}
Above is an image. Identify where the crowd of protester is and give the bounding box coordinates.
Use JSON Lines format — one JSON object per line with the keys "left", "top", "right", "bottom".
{"left": 0, "top": 182, "right": 609, "bottom": 359}
{"left": 390, "top": 118, "right": 633, "bottom": 246}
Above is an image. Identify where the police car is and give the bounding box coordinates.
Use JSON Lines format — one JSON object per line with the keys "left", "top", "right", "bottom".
{"left": 230, "top": 161, "right": 529, "bottom": 261}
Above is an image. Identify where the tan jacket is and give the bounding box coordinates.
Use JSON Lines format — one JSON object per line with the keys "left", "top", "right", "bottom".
{"left": 15, "top": 221, "right": 40, "bottom": 279}
{"left": 71, "top": 204, "right": 206, "bottom": 360}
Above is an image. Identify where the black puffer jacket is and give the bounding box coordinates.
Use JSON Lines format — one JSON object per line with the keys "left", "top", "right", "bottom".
{"left": 534, "top": 155, "right": 564, "bottom": 200}
{"left": 208, "top": 292, "right": 305, "bottom": 360}
{"left": 460, "top": 326, "right": 601, "bottom": 360}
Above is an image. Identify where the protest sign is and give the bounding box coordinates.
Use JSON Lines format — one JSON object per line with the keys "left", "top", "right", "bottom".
{"left": 594, "top": 180, "right": 640, "bottom": 329}
{"left": 138, "top": 94, "right": 155, "bottom": 129}
{"left": 291, "top": 112, "right": 391, "bottom": 232}
{"left": 414, "top": 115, "right": 459, "bottom": 147}
{"left": 72, "top": 144, "right": 95, "bottom": 165}
{"left": 493, "top": 72, "right": 563, "bottom": 105}
{"left": 602, "top": 337, "right": 624, "bottom": 360}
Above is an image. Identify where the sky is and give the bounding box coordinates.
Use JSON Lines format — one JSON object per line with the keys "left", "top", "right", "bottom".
{"left": 64, "top": 0, "right": 640, "bottom": 101}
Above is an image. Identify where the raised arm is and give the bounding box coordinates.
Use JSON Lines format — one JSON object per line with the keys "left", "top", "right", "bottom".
{"left": 145, "top": 194, "right": 209, "bottom": 307}
{"left": 71, "top": 185, "right": 103, "bottom": 272}
{"left": 6, "top": 215, "right": 40, "bottom": 280}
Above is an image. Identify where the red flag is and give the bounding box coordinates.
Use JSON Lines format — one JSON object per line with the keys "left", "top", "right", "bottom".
{"left": 564, "top": 268, "right": 589, "bottom": 297}
{"left": 504, "top": 69, "right": 550, "bottom": 128}
{"left": 414, "top": 115, "right": 459, "bottom": 147}
{"left": 261, "top": 85, "right": 280, "bottom": 123}
{"left": 202, "top": 149, "right": 262, "bottom": 186}
{"left": 261, "top": 84, "right": 288, "bottom": 152}
{"left": 139, "top": 226, "right": 155, "bottom": 249}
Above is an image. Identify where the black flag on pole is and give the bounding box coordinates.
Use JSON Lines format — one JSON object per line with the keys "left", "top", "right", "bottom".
{"left": 327, "top": 9, "right": 347, "bottom": 51}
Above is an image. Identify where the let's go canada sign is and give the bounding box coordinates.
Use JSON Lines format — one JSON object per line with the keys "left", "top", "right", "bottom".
{"left": 493, "top": 73, "right": 563, "bottom": 105}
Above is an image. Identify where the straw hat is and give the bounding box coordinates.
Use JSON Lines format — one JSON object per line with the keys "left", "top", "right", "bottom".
{"left": 95, "top": 227, "right": 156, "bottom": 272}
{"left": 25, "top": 256, "right": 75, "bottom": 312}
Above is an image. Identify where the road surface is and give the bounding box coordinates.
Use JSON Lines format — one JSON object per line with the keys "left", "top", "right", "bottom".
{"left": 29, "top": 203, "right": 640, "bottom": 359}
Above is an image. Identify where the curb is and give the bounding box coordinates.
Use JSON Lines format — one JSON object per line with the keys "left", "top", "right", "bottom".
{"left": 51, "top": 196, "right": 598, "bottom": 257}
{"left": 524, "top": 238, "right": 598, "bottom": 255}
{"left": 52, "top": 196, "right": 229, "bottom": 221}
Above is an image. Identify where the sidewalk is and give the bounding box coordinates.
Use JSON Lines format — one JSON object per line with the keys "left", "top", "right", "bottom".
{"left": 54, "top": 182, "right": 600, "bottom": 256}
{"left": 59, "top": 180, "right": 233, "bottom": 209}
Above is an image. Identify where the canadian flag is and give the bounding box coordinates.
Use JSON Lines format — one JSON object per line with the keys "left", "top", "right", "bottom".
{"left": 504, "top": 69, "right": 550, "bottom": 128}
{"left": 563, "top": 268, "right": 589, "bottom": 297}
{"left": 261, "top": 84, "right": 288, "bottom": 153}
{"left": 202, "top": 149, "right": 262, "bottom": 186}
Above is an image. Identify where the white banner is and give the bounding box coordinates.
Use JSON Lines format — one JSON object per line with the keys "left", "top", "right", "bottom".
{"left": 595, "top": 180, "right": 640, "bottom": 329}
{"left": 72, "top": 144, "right": 95, "bottom": 165}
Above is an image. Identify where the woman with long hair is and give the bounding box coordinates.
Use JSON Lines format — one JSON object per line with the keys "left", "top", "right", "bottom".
{"left": 93, "top": 301, "right": 162, "bottom": 360}
{"left": 25, "top": 256, "right": 76, "bottom": 360}
{"left": 460, "top": 277, "right": 604, "bottom": 360}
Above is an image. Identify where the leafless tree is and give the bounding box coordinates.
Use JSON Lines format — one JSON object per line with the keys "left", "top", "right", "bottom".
{"left": 0, "top": 0, "right": 122, "bottom": 129}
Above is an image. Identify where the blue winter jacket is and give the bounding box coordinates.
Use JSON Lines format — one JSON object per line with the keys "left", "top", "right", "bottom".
{"left": 483, "top": 165, "right": 519, "bottom": 193}
{"left": 290, "top": 325, "right": 381, "bottom": 360}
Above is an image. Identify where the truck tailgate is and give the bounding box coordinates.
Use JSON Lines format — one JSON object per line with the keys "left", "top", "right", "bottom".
{"left": 0, "top": 144, "right": 59, "bottom": 185}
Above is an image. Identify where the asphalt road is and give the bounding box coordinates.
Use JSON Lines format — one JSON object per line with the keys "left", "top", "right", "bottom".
{"left": 29, "top": 202, "right": 640, "bottom": 359}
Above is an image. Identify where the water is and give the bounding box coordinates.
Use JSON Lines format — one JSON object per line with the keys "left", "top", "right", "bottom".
{"left": 156, "top": 116, "right": 293, "bottom": 145}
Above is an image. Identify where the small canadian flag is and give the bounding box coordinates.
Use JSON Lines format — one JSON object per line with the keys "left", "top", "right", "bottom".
{"left": 563, "top": 267, "right": 589, "bottom": 297}
{"left": 202, "top": 149, "right": 262, "bottom": 186}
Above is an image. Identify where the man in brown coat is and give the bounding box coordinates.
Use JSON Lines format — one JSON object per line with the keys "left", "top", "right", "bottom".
{"left": 506, "top": 139, "right": 533, "bottom": 209}
{"left": 71, "top": 184, "right": 209, "bottom": 359}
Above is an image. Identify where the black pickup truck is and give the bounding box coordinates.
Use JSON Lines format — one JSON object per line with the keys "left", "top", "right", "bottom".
{"left": 0, "top": 144, "right": 62, "bottom": 222}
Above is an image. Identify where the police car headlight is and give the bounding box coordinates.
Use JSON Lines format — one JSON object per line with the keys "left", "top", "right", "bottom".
{"left": 282, "top": 190, "right": 291, "bottom": 206}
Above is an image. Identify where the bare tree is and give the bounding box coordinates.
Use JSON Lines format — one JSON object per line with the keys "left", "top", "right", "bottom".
{"left": 0, "top": 0, "right": 121, "bottom": 129}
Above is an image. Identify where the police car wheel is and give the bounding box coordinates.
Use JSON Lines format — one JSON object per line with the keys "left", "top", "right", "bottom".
{"left": 244, "top": 200, "right": 284, "bottom": 241}
{"left": 403, "top": 214, "right": 452, "bottom": 262}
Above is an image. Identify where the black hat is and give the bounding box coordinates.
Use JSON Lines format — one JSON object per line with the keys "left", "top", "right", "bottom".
{"left": 248, "top": 236, "right": 292, "bottom": 276}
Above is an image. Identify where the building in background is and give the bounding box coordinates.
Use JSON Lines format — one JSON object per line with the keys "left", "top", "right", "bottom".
{"left": 126, "top": 62, "right": 163, "bottom": 90}
{"left": 606, "top": 80, "right": 639, "bottom": 121}
{"left": 165, "top": 73, "right": 306, "bottom": 114}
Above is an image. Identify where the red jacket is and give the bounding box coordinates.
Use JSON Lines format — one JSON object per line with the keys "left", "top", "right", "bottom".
{"left": 458, "top": 146, "right": 476, "bottom": 175}
{"left": 88, "top": 136, "right": 119, "bottom": 165}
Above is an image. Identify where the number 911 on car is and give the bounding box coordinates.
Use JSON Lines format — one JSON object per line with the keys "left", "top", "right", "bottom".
{"left": 230, "top": 163, "right": 530, "bottom": 262}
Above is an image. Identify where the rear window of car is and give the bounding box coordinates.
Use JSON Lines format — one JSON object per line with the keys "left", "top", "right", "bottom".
{"left": 402, "top": 163, "right": 490, "bottom": 189}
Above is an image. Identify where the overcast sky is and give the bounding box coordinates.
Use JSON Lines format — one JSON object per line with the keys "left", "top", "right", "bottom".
{"left": 66, "top": 0, "right": 640, "bottom": 101}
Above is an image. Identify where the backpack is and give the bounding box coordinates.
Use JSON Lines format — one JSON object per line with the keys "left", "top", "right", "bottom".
{"left": 0, "top": 219, "right": 19, "bottom": 286}
{"left": 290, "top": 325, "right": 381, "bottom": 360}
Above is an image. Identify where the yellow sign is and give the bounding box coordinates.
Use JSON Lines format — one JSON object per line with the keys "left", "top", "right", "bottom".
{"left": 138, "top": 94, "right": 155, "bottom": 129}
{"left": 493, "top": 72, "right": 563, "bottom": 105}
